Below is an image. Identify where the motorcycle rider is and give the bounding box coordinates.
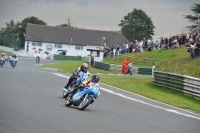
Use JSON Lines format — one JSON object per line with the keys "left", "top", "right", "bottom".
{"left": 64, "top": 63, "right": 89, "bottom": 89}
{"left": 35, "top": 54, "right": 40, "bottom": 64}
{"left": 12, "top": 53, "right": 18, "bottom": 65}
{"left": 1, "top": 53, "right": 6, "bottom": 63}
{"left": 68, "top": 74, "right": 101, "bottom": 100}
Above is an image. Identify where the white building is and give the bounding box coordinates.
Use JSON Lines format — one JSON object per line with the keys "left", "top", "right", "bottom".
{"left": 25, "top": 24, "right": 129, "bottom": 61}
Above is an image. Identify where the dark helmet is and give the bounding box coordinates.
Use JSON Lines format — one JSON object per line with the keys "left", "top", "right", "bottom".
{"left": 91, "top": 75, "right": 100, "bottom": 83}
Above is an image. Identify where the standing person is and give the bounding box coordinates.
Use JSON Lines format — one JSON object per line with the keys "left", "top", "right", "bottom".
{"left": 126, "top": 43, "right": 129, "bottom": 53}
{"left": 116, "top": 45, "right": 120, "bottom": 55}
{"left": 150, "top": 38, "right": 154, "bottom": 49}
{"left": 192, "top": 37, "right": 200, "bottom": 57}
{"left": 186, "top": 39, "right": 195, "bottom": 58}
{"left": 186, "top": 33, "right": 189, "bottom": 43}
{"left": 129, "top": 42, "right": 133, "bottom": 53}
{"left": 147, "top": 38, "right": 151, "bottom": 51}
{"left": 139, "top": 40, "right": 144, "bottom": 52}
{"left": 121, "top": 59, "right": 131, "bottom": 74}
{"left": 123, "top": 43, "right": 126, "bottom": 54}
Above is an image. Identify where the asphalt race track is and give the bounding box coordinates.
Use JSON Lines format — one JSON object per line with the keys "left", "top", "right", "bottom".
{"left": 0, "top": 58, "right": 200, "bottom": 133}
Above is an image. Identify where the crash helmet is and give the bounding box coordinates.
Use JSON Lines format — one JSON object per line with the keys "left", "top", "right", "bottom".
{"left": 91, "top": 75, "right": 100, "bottom": 83}
{"left": 81, "top": 63, "right": 89, "bottom": 73}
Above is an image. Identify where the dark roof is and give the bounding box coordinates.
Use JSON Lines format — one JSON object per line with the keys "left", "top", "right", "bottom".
{"left": 25, "top": 24, "right": 129, "bottom": 48}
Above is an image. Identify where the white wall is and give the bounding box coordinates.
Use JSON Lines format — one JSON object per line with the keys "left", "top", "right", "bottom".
{"left": 25, "top": 41, "right": 104, "bottom": 61}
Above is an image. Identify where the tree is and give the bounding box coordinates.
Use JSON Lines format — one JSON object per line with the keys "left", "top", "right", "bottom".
{"left": 184, "top": 4, "right": 200, "bottom": 30}
{"left": 118, "top": 9, "right": 155, "bottom": 42}
{"left": 17, "top": 16, "right": 47, "bottom": 47}
{"left": 0, "top": 19, "right": 18, "bottom": 38}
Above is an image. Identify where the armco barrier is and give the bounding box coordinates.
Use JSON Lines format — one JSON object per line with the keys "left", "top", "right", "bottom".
{"left": 153, "top": 71, "right": 200, "bottom": 98}
{"left": 94, "top": 61, "right": 152, "bottom": 75}
{"left": 94, "top": 61, "right": 110, "bottom": 70}
{"left": 53, "top": 55, "right": 82, "bottom": 61}
{"left": 138, "top": 68, "right": 152, "bottom": 75}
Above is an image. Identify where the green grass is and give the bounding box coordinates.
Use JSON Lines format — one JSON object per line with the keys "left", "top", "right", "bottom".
{"left": 41, "top": 60, "right": 120, "bottom": 74}
{"left": 100, "top": 76, "right": 200, "bottom": 113}
{"left": 0, "top": 50, "right": 12, "bottom": 55}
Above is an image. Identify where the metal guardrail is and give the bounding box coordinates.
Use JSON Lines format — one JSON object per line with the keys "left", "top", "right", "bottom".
{"left": 153, "top": 71, "right": 200, "bottom": 98}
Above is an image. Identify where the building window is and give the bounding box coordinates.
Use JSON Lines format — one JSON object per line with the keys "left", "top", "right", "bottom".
{"left": 37, "top": 42, "right": 42, "bottom": 47}
{"left": 75, "top": 46, "right": 83, "bottom": 50}
{"left": 32, "top": 42, "right": 36, "bottom": 46}
{"left": 32, "top": 42, "right": 42, "bottom": 47}
{"left": 55, "top": 44, "right": 62, "bottom": 48}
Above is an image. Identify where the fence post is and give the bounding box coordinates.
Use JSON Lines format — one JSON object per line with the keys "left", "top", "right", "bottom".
{"left": 152, "top": 66, "right": 155, "bottom": 77}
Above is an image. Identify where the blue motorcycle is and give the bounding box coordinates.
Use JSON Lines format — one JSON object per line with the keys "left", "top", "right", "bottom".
{"left": 65, "top": 86, "right": 100, "bottom": 110}
{"left": 62, "top": 75, "right": 89, "bottom": 98}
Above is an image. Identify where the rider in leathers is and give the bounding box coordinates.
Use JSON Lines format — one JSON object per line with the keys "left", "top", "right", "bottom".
{"left": 64, "top": 63, "right": 89, "bottom": 89}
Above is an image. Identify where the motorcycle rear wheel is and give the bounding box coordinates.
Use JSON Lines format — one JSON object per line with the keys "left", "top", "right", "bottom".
{"left": 130, "top": 71, "right": 132, "bottom": 75}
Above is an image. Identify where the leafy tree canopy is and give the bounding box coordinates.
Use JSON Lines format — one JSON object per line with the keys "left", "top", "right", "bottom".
{"left": 184, "top": 4, "right": 200, "bottom": 30}
{"left": 118, "top": 8, "right": 155, "bottom": 42}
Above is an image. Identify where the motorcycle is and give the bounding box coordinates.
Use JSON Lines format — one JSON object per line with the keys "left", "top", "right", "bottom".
{"left": 0, "top": 58, "right": 4, "bottom": 68}
{"left": 126, "top": 63, "right": 133, "bottom": 75}
{"left": 65, "top": 86, "right": 100, "bottom": 110}
{"left": 11, "top": 57, "right": 17, "bottom": 68}
{"left": 62, "top": 75, "right": 89, "bottom": 98}
{"left": 8, "top": 56, "right": 12, "bottom": 64}
{"left": 36, "top": 56, "right": 40, "bottom": 65}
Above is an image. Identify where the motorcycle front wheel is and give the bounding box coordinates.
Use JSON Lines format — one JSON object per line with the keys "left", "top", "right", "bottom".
{"left": 65, "top": 97, "right": 73, "bottom": 107}
{"left": 63, "top": 91, "right": 68, "bottom": 98}
{"left": 78, "top": 96, "right": 93, "bottom": 110}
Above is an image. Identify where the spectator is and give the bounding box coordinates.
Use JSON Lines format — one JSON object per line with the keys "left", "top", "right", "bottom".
{"left": 126, "top": 43, "right": 129, "bottom": 53}
{"left": 186, "top": 33, "right": 189, "bottom": 43}
{"left": 116, "top": 45, "right": 120, "bottom": 55}
{"left": 172, "top": 38, "right": 179, "bottom": 49}
{"left": 185, "top": 39, "right": 195, "bottom": 58}
{"left": 192, "top": 37, "right": 200, "bottom": 57}
{"left": 139, "top": 40, "right": 143, "bottom": 52}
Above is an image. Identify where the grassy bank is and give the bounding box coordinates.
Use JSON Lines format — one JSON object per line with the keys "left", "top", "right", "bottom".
{"left": 104, "top": 48, "right": 200, "bottom": 78}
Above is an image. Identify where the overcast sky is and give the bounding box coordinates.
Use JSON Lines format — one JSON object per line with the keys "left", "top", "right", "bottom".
{"left": 0, "top": 0, "right": 199, "bottom": 40}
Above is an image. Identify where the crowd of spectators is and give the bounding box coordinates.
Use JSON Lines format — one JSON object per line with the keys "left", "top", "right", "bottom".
{"left": 102, "top": 32, "right": 200, "bottom": 59}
